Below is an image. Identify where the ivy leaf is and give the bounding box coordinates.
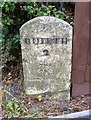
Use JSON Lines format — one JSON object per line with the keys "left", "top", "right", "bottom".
{"left": 14, "top": 103, "right": 19, "bottom": 110}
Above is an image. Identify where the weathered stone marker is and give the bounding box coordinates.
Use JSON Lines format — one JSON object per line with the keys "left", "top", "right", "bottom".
{"left": 20, "top": 16, "right": 72, "bottom": 99}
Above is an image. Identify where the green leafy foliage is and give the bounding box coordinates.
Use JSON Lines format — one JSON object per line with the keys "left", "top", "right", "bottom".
{"left": 4, "top": 100, "right": 27, "bottom": 118}
{"left": 3, "top": 2, "right": 15, "bottom": 12}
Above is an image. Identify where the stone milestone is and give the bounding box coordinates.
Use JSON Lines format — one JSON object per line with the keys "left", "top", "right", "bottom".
{"left": 20, "top": 16, "right": 72, "bottom": 99}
